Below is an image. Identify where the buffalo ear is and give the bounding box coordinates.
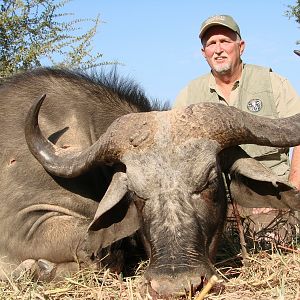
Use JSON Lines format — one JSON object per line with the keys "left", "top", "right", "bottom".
{"left": 220, "top": 147, "right": 300, "bottom": 210}
{"left": 90, "top": 197, "right": 140, "bottom": 248}
{"left": 88, "top": 172, "right": 140, "bottom": 247}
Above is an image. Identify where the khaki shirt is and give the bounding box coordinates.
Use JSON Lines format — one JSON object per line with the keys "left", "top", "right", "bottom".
{"left": 174, "top": 69, "right": 300, "bottom": 118}
{"left": 173, "top": 64, "right": 300, "bottom": 177}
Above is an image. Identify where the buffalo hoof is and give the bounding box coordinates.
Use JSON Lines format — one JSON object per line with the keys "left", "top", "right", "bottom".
{"left": 11, "top": 259, "right": 38, "bottom": 280}
{"left": 36, "top": 259, "right": 57, "bottom": 281}
{"left": 11, "top": 259, "right": 97, "bottom": 282}
{"left": 11, "top": 258, "right": 56, "bottom": 281}
{"left": 12, "top": 259, "right": 57, "bottom": 282}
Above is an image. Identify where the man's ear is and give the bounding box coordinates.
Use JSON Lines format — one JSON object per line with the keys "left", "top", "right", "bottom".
{"left": 219, "top": 146, "right": 300, "bottom": 210}
{"left": 201, "top": 47, "right": 206, "bottom": 59}
{"left": 239, "top": 39, "right": 245, "bottom": 56}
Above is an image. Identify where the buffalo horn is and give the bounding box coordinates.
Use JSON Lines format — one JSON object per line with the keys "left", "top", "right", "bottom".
{"left": 184, "top": 104, "right": 300, "bottom": 150}
{"left": 25, "top": 94, "right": 121, "bottom": 178}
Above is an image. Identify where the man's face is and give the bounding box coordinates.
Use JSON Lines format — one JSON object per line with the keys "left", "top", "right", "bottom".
{"left": 201, "top": 26, "right": 245, "bottom": 76}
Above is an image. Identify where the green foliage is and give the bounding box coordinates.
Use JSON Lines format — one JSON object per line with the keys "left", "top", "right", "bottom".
{"left": 285, "top": 0, "right": 300, "bottom": 45}
{"left": 0, "top": 0, "right": 112, "bottom": 80}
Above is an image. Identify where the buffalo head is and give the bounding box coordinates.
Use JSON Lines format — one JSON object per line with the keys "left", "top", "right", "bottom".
{"left": 25, "top": 95, "right": 300, "bottom": 296}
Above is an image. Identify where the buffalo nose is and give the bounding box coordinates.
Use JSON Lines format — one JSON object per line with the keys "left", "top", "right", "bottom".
{"left": 149, "top": 275, "right": 224, "bottom": 298}
{"left": 148, "top": 276, "right": 204, "bottom": 297}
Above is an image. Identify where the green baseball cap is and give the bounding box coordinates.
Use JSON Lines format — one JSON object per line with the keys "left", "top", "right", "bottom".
{"left": 199, "top": 15, "right": 241, "bottom": 39}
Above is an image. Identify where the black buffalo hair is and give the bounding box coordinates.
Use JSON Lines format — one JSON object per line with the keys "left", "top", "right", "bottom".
{"left": 3, "top": 67, "right": 170, "bottom": 112}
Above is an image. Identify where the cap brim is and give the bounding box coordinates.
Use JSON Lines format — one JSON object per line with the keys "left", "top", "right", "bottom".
{"left": 199, "top": 22, "right": 239, "bottom": 39}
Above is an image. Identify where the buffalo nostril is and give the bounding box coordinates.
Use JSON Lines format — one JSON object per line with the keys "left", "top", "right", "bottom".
{"left": 149, "top": 277, "right": 200, "bottom": 297}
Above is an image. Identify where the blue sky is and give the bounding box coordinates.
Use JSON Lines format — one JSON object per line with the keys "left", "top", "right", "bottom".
{"left": 63, "top": 0, "right": 299, "bottom": 105}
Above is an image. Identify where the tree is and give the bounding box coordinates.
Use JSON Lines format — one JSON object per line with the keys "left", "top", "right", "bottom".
{"left": 0, "top": 0, "right": 111, "bottom": 79}
{"left": 286, "top": 0, "right": 300, "bottom": 45}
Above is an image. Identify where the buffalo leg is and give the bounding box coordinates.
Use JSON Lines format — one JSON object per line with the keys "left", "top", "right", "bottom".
{"left": 1, "top": 216, "right": 104, "bottom": 280}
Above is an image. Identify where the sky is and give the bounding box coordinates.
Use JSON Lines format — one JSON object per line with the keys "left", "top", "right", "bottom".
{"left": 62, "top": 0, "right": 300, "bottom": 105}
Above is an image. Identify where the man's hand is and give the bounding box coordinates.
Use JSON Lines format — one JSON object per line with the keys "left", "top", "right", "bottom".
{"left": 288, "top": 145, "right": 300, "bottom": 190}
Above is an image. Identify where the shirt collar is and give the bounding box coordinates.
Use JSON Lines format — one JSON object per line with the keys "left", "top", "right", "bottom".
{"left": 208, "top": 72, "right": 217, "bottom": 91}
{"left": 208, "top": 63, "right": 245, "bottom": 92}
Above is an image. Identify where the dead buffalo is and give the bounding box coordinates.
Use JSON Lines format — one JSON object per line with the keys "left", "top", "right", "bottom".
{"left": 0, "top": 68, "right": 165, "bottom": 279}
{"left": 1, "top": 68, "right": 300, "bottom": 297}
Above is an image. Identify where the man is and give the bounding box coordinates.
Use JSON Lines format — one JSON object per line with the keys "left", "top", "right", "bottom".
{"left": 174, "top": 14, "right": 300, "bottom": 190}
{"left": 174, "top": 15, "right": 300, "bottom": 242}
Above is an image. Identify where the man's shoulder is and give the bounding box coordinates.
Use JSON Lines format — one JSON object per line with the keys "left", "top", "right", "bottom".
{"left": 244, "top": 63, "right": 290, "bottom": 86}
{"left": 191, "top": 72, "right": 211, "bottom": 82}
{"left": 241, "top": 64, "right": 274, "bottom": 91}
{"left": 244, "top": 63, "right": 272, "bottom": 73}
{"left": 186, "top": 72, "right": 211, "bottom": 88}
{"left": 173, "top": 72, "right": 212, "bottom": 107}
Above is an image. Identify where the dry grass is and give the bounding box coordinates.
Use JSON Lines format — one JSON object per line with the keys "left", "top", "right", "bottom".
{"left": 1, "top": 211, "right": 299, "bottom": 300}
{"left": 213, "top": 250, "right": 300, "bottom": 300}
{"left": 0, "top": 249, "right": 299, "bottom": 300}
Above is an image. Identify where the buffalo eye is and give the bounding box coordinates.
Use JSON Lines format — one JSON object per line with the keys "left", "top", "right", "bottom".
{"left": 191, "top": 168, "right": 218, "bottom": 199}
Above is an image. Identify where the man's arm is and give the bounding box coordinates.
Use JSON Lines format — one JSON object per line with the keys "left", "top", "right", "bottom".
{"left": 270, "top": 73, "right": 300, "bottom": 190}
{"left": 289, "top": 145, "right": 300, "bottom": 190}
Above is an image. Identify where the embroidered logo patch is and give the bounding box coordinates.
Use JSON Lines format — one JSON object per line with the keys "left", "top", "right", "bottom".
{"left": 247, "top": 99, "right": 263, "bottom": 112}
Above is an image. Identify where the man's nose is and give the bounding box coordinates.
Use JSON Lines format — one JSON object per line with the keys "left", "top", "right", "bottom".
{"left": 214, "top": 42, "right": 223, "bottom": 54}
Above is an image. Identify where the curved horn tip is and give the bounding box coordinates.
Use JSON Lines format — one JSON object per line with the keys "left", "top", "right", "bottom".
{"left": 294, "top": 50, "right": 300, "bottom": 56}
{"left": 26, "top": 94, "right": 47, "bottom": 127}
{"left": 36, "top": 94, "right": 47, "bottom": 108}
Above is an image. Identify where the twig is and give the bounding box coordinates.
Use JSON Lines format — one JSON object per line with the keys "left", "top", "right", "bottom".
{"left": 231, "top": 199, "right": 249, "bottom": 260}
{"left": 194, "top": 275, "right": 218, "bottom": 300}
{"left": 223, "top": 173, "right": 249, "bottom": 260}
{"left": 277, "top": 244, "right": 300, "bottom": 254}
